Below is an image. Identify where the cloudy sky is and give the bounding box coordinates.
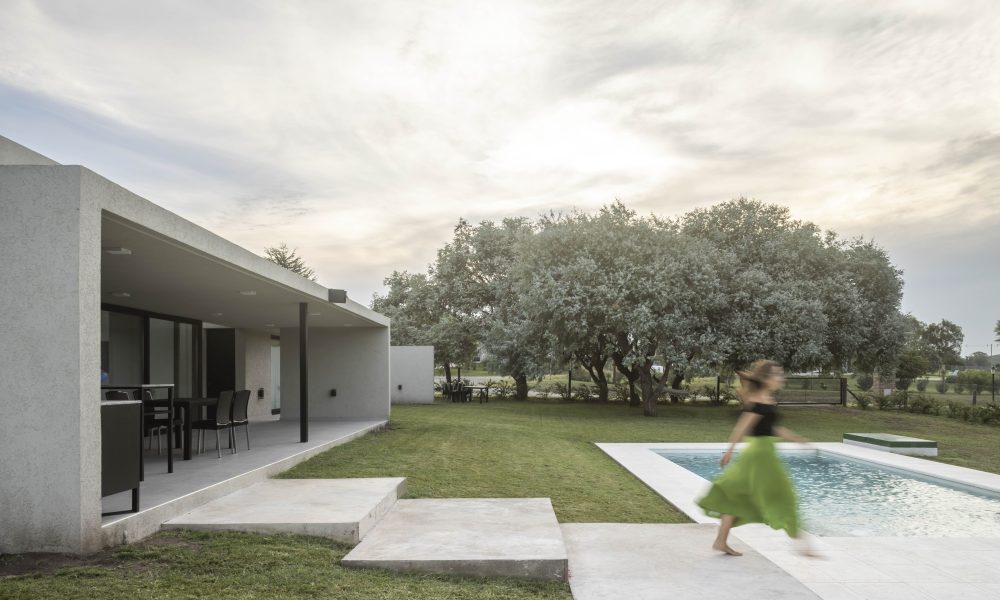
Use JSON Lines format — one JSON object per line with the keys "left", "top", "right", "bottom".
{"left": 2, "top": 0, "right": 998, "bottom": 350}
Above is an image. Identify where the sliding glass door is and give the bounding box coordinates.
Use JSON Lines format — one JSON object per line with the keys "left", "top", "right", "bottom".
{"left": 101, "top": 306, "right": 201, "bottom": 398}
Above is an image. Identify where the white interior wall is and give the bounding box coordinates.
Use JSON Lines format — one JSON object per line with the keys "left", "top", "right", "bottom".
{"left": 235, "top": 329, "right": 276, "bottom": 420}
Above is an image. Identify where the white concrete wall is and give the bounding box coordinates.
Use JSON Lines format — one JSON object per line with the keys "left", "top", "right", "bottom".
{"left": 280, "top": 326, "right": 390, "bottom": 421}
{"left": 235, "top": 329, "right": 276, "bottom": 421}
{"left": 391, "top": 346, "right": 434, "bottom": 404}
{"left": 0, "top": 165, "right": 103, "bottom": 554}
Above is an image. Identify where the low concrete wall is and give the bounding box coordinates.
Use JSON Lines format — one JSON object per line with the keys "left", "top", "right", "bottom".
{"left": 391, "top": 346, "right": 434, "bottom": 404}
{"left": 280, "top": 326, "right": 390, "bottom": 421}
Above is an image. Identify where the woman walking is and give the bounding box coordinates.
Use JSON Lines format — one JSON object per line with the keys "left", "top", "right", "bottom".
{"left": 697, "top": 359, "right": 813, "bottom": 556}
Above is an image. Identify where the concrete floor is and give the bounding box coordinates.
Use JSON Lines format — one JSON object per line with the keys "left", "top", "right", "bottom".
{"left": 100, "top": 419, "right": 385, "bottom": 547}
{"left": 163, "top": 478, "right": 406, "bottom": 543}
{"left": 562, "top": 523, "right": 819, "bottom": 600}
{"left": 342, "top": 498, "right": 568, "bottom": 580}
{"left": 735, "top": 525, "right": 1000, "bottom": 600}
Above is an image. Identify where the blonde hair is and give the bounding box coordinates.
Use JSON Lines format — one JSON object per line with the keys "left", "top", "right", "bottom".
{"left": 737, "top": 359, "right": 782, "bottom": 397}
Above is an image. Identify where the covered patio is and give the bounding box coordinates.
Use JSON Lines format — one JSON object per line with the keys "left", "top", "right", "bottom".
{"left": 101, "top": 419, "right": 385, "bottom": 546}
{"left": 0, "top": 135, "right": 391, "bottom": 554}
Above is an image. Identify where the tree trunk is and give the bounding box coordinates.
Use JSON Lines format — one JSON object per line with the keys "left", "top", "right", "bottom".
{"left": 444, "top": 363, "right": 452, "bottom": 383}
{"left": 638, "top": 364, "right": 657, "bottom": 416}
{"left": 515, "top": 373, "right": 529, "bottom": 401}
{"left": 669, "top": 371, "right": 684, "bottom": 403}
{"left": 612, "top": 353, "right": 642, "bottom": 407}
{"left": 594, "top": 368, "right": 609, "bottom": 402}
{"left": 577, "top": 351, "right": 610, "bottom": 403}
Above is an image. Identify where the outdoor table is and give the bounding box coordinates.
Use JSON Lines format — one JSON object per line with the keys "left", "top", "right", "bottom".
{"left": 146, "top": 397, "right": 218, "bottom": 461}
{"left": 466, "top": 385, "right": 489, "bottom": 403}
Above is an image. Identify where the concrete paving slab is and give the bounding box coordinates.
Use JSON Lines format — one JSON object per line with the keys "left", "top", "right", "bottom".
{"left": 562, "top": 523, "right": 820, "bottom": 600}
{"left": 162, "top": 477, "right": 405, "bottom": 544}
{"left": 341, "top": 498, "right": 568, "bottom": 580}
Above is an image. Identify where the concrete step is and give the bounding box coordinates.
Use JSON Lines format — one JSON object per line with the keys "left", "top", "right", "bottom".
{"left": 562, "top": 523, "right": 820, "bottom": 600}
{"left": 162, "top": 477, "right": 406, "bottom": 544}
{"left": 341, "top": 498, "right": 568, "bottom": 580}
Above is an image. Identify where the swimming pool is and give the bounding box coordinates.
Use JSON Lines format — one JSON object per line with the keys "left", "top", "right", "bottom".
{"left": 655, "top": 450, "right": 1000, "bottom": 537}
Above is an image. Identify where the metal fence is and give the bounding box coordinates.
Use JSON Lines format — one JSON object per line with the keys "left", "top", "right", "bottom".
{"left": 774, "top": 377, "right": 847, "bottom": 405}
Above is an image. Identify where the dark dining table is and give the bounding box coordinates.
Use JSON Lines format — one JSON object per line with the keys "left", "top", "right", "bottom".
{"left": 465, "top": 385, "right": 489, "bottom": 403}
{"left": 145, "top": 397, "right": 218, "bottom": 461}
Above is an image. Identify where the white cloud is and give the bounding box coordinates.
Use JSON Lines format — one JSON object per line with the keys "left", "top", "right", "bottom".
{"left": 1, "top": 0, "right": 998, "bottom": 344}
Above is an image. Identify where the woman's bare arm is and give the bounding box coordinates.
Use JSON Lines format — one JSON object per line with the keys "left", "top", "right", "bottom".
{"left": 773, "top": 426, "right": 810, "bottom": 444}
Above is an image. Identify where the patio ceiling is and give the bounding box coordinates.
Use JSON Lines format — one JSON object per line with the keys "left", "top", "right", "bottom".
{"left": 101, "top": 213, "right": 383, "bottom": 331}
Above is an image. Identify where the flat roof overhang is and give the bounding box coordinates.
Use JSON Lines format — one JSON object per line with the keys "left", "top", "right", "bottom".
{"left": 101, "top": 211, "right": 387, "bottom": 331}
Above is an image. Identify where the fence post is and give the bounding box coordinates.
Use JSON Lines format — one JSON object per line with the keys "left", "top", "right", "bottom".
{"left": 716, "top": 376, "right": 721, "bottom": 403}
{"left": 840, "top": 378, "right": 847, "bottom": 406}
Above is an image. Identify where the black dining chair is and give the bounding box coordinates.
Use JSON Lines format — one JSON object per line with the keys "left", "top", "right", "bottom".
{"left": 229, "top": 389, "right": 252, "bottom": 452}
{"left": 192, "top": 391, "right": 234, "bottom": 458}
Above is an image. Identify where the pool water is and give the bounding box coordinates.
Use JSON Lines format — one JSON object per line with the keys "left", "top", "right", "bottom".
{"left": 656, "top": 450, "right": 1000, "bottom": 537}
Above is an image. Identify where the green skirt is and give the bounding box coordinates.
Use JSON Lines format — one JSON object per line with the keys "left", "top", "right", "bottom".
{"left": 696, "top": 436, "right": 800, "bottom": 537}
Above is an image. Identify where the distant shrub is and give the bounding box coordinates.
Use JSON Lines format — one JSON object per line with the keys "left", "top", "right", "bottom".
{"left": 955, "top": 382, "right": 966, "bottom": 394}
{"left": 493, "top": 380, "right": 513, "bottom": 400}
{"left": 916, "top": 379, "right": 929, "bottom": 392}
{"left": 548, "top": 382, "right": 571, "bottom": 401}
{"left": 572, "top": 385, "right": 595, "bottom": 402}
{"left": 906, "top": 395, "right": 939, "bottom": 415}
{"left": 853, "top": 392, "right": 873, "bottom": 410}
{"left": 612, "top": 380, "right": 631, "bottom": 403}
{"left": 875, "top": 393, "right": 902, "bottom": 410}
{"left": 896, "top": 378, "right": 913, "bottom": 391}
{"left": 935, "top": 381, "right": 949, "bottom": 394}
{"left": 946, "top": 401, "right": 969, "bottom": 420}
{"left": 958, "top": 369, "right": 993, "bottom": 389}
{"left": 856, "top": 373, "right": 874, "bottom": 392}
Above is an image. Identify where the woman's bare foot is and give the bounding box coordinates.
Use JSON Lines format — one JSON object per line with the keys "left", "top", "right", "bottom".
{"left": 712, "top": 541, "right": 743, "bottom": 556}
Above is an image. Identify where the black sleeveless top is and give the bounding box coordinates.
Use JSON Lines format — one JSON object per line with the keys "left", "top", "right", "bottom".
{"left": 746, "top": 402, "right": 778, "bottom": 437}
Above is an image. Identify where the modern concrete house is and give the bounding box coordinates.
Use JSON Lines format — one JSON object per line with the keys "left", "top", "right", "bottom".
{"left": 0, "top": 135, "right": 391, "bottom": 555}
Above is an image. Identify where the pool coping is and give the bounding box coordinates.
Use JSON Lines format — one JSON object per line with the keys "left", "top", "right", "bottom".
{"left": 596, "top": 442, "right": 1000, "bottom": 598}
{"left": 596, "top": 442, "right": 1000, "bottom": 528}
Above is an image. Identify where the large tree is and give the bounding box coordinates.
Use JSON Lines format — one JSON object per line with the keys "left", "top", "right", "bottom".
{"left": 922, "top": 319, "right": 965, "bottom": 371}
{"left": 433, "top": 217, "right": 541, "bottom": 398}
{"left": 263, "top": 243, "right": 317, "bottom": 281}
{"left": 370, "top": 270, "right": 477, "bottom": 382}
{"left": 681, "top": 198, "right": 903, "bottom": 375}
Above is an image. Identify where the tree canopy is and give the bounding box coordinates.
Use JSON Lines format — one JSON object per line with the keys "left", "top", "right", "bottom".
{"left": 371, "top": 199, "right": 908, "bottom": 415}
{"left": 263, "top": 243, "right": 317, "bottom": 281}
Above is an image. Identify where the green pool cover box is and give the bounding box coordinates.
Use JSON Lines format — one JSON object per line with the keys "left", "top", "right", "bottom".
{"left": 843, "top": 433, "right": 938, "bottom": 456}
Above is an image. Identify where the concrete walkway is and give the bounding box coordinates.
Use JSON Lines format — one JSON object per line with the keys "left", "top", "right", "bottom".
{"left": 342, "top": 498, "right": 568, "bottom": 580}
{"left": 562, "top": 523, "right": 819, "bottom": 600}
{"left": 163, "top": 478, "right": 405, "bottom": 544}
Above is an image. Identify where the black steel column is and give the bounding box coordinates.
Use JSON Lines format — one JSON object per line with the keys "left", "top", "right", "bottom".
{"left": 299, "top": 302, "right": 308, "bottom": 443}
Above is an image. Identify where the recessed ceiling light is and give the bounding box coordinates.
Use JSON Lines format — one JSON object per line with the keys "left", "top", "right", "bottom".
{"left": 345, "top": 324, "right": 353, "bottom": 327}
{"left": 110, "top": 291, "right": 131, "bottom": 298}
{"left": 239, "top": 290, "right": 257, "bottom": 296}
{"left": 102, "top": 246, "right": 132, "bottom": 255}
{"left": 210, "top": 312, "right": 223, "bottom": 317}
{"left": 264, "top": 323, "right": 276, "bottom": 328}
{"left": 310, "top": 312, "right": 321, "bottom": 317}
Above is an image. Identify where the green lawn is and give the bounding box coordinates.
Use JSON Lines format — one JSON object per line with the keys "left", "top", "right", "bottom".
{"left": 8, "top": 400, "right": 1000, "bottom": 598}
{"left": 0, "top": 531, "right": 569, "bottom": 600}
